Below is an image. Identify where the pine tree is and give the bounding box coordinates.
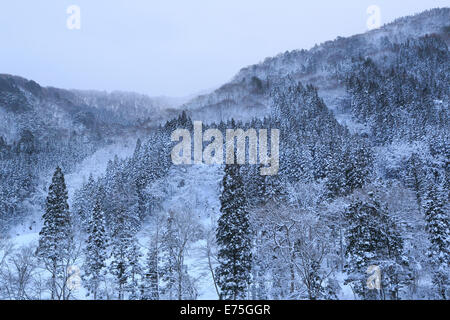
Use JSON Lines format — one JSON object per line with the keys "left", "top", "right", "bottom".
{"left": 127, "top": 239, "right": 143, "bottom": 300}
{"left": 109, "top": 209, "right": 141, "bottom": 300}
{"left": 405, "top": 153, "right": 426, "bottom": 210}
{"left": 423, "top": 179, "right": 450, "bottom": 299}
{"left": 216, "top": 164, "right": 252, "bottom": 300}
{"left": 83, "top": 197, "right": 108, "bottom": 300}
{"left": 37, "top": 167, "right": 74, "bottom": 300}
{"left": 344, "top": 191, "right": 412, "bottom": 300}
{"left": 72, "top": 174, "right": 97, "bottom": 231}
{"left": 345, "top": 142, "right": 373, "bottom": 193}
{"left": 141, "top": 240, "right": 159, "bottom": 300}
{"left": 160, "top": 212, "right": 178, "bottom": 299}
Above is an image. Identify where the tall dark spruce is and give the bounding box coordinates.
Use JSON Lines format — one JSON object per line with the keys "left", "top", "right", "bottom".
{"left": 216, "top": 164, "right": 252, "bottom": 300}
{"left": 37, "top": 166, "right": 74, "bottom": 299}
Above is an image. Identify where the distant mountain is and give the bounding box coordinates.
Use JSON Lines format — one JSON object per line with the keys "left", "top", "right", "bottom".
{"left": 0, "top": 74, "right": 183, "bottom": 143}
{"left": 181, "top": 7, "right": 450, "bottom": 123}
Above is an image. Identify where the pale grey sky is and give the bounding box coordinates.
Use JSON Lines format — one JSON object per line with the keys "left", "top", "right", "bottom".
{"left": 0, "top": 0, "right": 448, "bottom": 97}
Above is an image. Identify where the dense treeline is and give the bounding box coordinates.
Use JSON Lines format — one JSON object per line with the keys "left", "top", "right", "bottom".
{"left": 0, "top": 130, "right": 100, "bottom": 232}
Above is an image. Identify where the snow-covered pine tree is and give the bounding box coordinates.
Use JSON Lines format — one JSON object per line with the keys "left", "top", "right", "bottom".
{"left": 251, "top": 224, "right": 269, "bottom": 300}
{"left": 127, "top": 238, "right": 143, "bottom": 300}
{"left": 72, "top": 174, "right": 97, "bottom": 231}
{"left": 109, "top": 208, "right": 141, "bottom": 300}
{"left": 344, "top": 190, "right": 412, "bottom": 300}
{"left": 216, "top": 164, "right": 252, "bottom": 300}
{"left": 423, "top": 177, "right": 450, "bottom": 299}
{"left": 83, "top": 196, "right": 108, "bottom": 300}
{"left": 141, "top": 239, "right": 159, "bottom": 300}
{"left": 345, "top": 141, "right": 373, "bottom": 193}
{"left": 160, "top": 212, "right": 178, "bottom": 300}
{"left": 37, "top": 166, "right": 74, "bottom": 300}
{"left": 405, "top": 152, "right": 426, "bottom": 211}
{"left": 130, "top": 138, "right": 148, "bottom": 221}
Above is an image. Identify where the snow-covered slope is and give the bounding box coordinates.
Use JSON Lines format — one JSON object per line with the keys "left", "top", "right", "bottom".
{"left": 181, "top": 8, "right": 450, "bottom": 124}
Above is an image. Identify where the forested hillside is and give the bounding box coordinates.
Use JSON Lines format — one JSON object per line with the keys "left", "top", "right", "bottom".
{"left": 0, "top": 8, "right": 448, "bottom": 300}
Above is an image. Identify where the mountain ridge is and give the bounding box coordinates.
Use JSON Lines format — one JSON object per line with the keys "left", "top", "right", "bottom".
{"left": 1, "top": 8, "right": 448, "bottom": 143}
{"left": 181, "top": 7, "right": 450, "bottom": 122}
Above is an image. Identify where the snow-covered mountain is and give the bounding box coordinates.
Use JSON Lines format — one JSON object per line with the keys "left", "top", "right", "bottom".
{"left": 0, "top": 74, "right": 184, "bottom": 143}
{"left": 0, "top": 8, "right": 449, "bottom": 301}
{"left": 181, "top": 8, "right": 450, "bottom": 123}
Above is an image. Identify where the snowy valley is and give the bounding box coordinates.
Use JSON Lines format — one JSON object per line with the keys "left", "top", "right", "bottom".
{"left": 0, "top": 8, "right": 449, "bottom": 300}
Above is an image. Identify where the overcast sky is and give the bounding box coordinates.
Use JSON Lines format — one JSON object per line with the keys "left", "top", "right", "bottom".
{"left": 0, "top": 1, "right": 447, "bottom": 97}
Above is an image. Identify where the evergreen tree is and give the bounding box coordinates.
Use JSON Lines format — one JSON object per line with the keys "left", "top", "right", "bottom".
{"left": 72, "top": 174, "right": 97, "bottom": 231}
{"left": 127, "top": 239, "right": 143, "bottom": 300}
{"left": 141, "top": 240, "right": 159, "bottom": 300}
{"left": 160, "top": 212, "right": 178, "bottom": 299}
{"left": 216, "top": 164, "right": 252, "bottom": 300}
{"left": 423, "top": 179, "right": 450, "bottom": 299}
{"left": 37, "top": 167, "right": 74, "bottom": 300}
{"left": 405, "top": 153, "right": 426, "bottom": 210}
{"left": 345, "top": 142, "right": 373, "bottom": 193}
{"left": 344, "top": 191, "right": 412, "bottom": 300}
{"left": 109, "top": 209, "right": 141, "bottom": 300}
{"left": 83, "top": 196, "right": 108, "bottom": 300}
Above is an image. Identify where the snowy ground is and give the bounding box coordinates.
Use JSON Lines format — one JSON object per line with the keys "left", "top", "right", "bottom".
{"left": 66, "top": 138, "right": 136, "bottom": 200}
